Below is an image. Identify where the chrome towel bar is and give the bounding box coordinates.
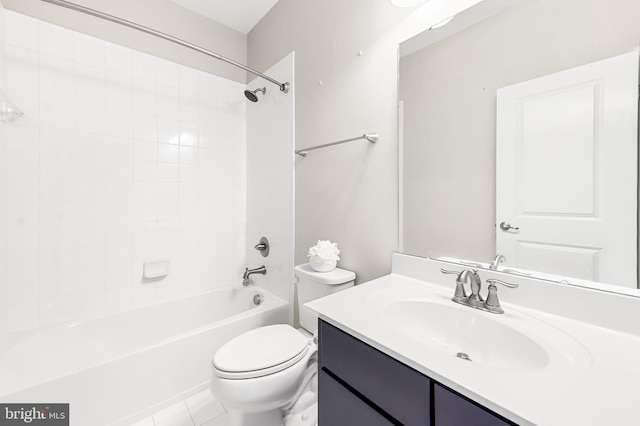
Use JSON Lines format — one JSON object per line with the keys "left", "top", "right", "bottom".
{"left": 295, "top": 133, "right": 378, "bottom": 157}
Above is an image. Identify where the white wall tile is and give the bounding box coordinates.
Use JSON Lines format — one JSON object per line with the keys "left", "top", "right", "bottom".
{"left": 40, "top": 77, "right": 74, "bottom": 108}
{"left": 132, "top": 52, "right": 157, "bottom": 81}
{"left": 106, "top": 135, "right": 132, "bottom": 158}
{"left": 105, "top": 182, "right": 133, "bottom": 204}
{"left": 157, "top": 85, "right": 180, "bottom": 122}
{"left": 7, "top": 202, "right": 38, "bottom": 228}
{"left": 7, "top": 149, "right": 38, "bottom": 178}
{"left": 39, "top": 249, "right": 75, "bottom": 299}
{"left": 40, "top": 225, "right": 74, "bottom": 251}
{"left": 75, "top": 110, "right": 106, "bottom": 135}
{"left": 158, "top": 122, "right": 180, "bottom": 145}
{"left": 74, "top": 290, "right": 105, "bottom": 318}
{"left": 6, "top": 47, "right": 38, "bottom": 101}
{"left": 39, "top": 54, "right": 74, "bottom": 83}
{"left": 39, "top": 103, "right": 73, "bottom": 130}
{"left": 134, "top": 202, "right": 157, "bottom": 222}
{"left": 74, "top": 62, "right": 104, "bottom": 83}
{"left": 105, "top": 42, "right": 132, "bottom": 75}
{"left": 74, "top": 33, "right": 105, "bottom": 68}
{"left": 7, "top": 125, "right": 38, "bottom": 152}
{"left": 133, "top": 140, "right": 157, "bottom": 162}
{"left": 133, "top": 118, "right": 157, "bottom": 142}
{"left": 5, "top": 11, "right": 38, "bottom": 51}
{"left": 133, "top": 161, "right": 157, "bottom": 182}
{"left": 157, "top": 60, "right": 180, "bottom": 87}
{"left": 106, "top": 221, "right": 133, "bottom": 245}
{"left": 38, "top": 22, "right": 73, "bottom": 60}
{"left": 158, "top": 183, "right": 179, "bottom": 201}
{"left": 39, "top": 202, "right": 75, "bottom": 227}
{"left": 39, "top": 298, "right": 74, "bottom": 326}
{"left": 40, "top": 128, "right": 73, "bottom": 153}
{"left": 7, "top": 250, "right": 39, "bottom": 306}
{"left": 158, "top": 202, "right": 179, "bottom": 221}
{"left": 105, "top": 81, "right": 133, "bottom": 118}
{"left": 2, "top": 12, "right": 250, "bottom": 330}
{"left": 158, "top": 143, "right": 180, "bottom": 163}
{"left": 179, "top": 66, "right": 198, "bottom": 94}
{"left": 75, "top": 82, "right": 105, "bottom": 114}
{"left": 106, "top": 156, "right": 132, "bottom": 181}
{"left": 179, "top": 108, "right": 198, "bottom": 129}
{"left": 104, "top": 285, "right": 133, "bottom": 311}
{"left": 106, "top": 243, "right": 133, "bottom": 268}
{"left": 134, "top": 181, "right": 157, "bottom": 202}
{"left": 158, "top": 163, "right": 179, "bottom": 182}
{"left": 6, "top": 303, "right": 39, "bottom": 331}
{"left": 7, "top": 175, "right": 39, "bottom": 203}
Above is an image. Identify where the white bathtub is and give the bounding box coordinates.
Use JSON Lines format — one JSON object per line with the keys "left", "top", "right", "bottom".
{"left": 0, "top": 287, "right": 288, "bottom": 425}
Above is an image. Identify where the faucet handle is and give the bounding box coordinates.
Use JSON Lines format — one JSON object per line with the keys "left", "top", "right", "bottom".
{"left": 486, "top": 278, "right": 518, "bottom": 289}
{"left": 484, "top": 279, "right": 518, "bottom": 314}
{"left": 441, "top": 268, "right": 469, "bottom": 302}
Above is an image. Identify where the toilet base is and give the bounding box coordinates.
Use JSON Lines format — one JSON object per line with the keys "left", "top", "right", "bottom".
{"left": 227, "top": 408, "right": 283, "bottom": 426}
{"left": 284, "top": 401, "right": 317, "bottom": 426}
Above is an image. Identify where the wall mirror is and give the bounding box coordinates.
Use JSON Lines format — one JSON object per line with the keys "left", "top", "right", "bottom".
{"left": 398, "top": 0, "right": 640, "bottom": 294}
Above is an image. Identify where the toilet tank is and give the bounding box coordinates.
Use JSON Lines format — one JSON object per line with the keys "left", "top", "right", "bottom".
{"left": 295, "top": 263, "right": 355, "bottom": 333}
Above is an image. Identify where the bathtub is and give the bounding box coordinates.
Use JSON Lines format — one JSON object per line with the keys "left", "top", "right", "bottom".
{"left": 0, "top": 286, "right": 288, "bottom": 425}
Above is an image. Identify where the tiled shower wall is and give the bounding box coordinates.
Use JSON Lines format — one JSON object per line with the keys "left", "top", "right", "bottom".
{"left": 0, "top": 9, "right": 248, "bottom": 332}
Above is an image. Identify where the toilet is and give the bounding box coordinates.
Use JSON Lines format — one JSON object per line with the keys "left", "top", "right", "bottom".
{"left": 210, "top": 263, "right": 355, "bottom": 426}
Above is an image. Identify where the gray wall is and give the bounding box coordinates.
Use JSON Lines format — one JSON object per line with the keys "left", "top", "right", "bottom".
{"left": 400, "top": 0, "right": 640, "bottom": 262}
{"left": 247, "top": 0, "right": 417, "bottom": 284}
{"left": 1, "top": 0, "right": 247, "bottom": 83}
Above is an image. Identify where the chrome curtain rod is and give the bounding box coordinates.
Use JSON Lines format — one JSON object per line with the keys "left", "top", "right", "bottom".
{"left": 40, "top": 0, "right": 290, "bottom": 93}
{"left": 295, "top": 133, "right": 379, "bottom": 157}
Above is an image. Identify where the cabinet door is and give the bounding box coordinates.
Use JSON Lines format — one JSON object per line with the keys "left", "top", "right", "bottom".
{"left": 319, "top": 320, "right": 431, "bottom": 425}
{"left": 434, "top": 384, "right": 517, "bottom": 426}
{"left": 318, "top": 369, "right": 397, "bottom": 426}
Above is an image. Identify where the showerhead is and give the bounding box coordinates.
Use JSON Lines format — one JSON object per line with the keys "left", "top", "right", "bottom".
{"left": 244, "top": 87, "right": 266, "bottom": 102}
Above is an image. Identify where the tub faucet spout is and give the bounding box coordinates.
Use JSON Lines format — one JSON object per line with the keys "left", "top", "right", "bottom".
{"left": 242, "top": 265, "right": 266, "bottom": 286}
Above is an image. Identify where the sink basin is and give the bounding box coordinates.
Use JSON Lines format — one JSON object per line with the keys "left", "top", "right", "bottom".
{"left": 366, "top": 287, "right": 592, "bottom": 372}
{"left": 385, "top": 301, "right": 549, "bottom": 371}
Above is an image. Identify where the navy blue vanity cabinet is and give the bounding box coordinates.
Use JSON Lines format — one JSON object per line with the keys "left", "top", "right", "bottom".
{"left": 319, "top": 320, "right": 431, "bottom": 425}
{"left": 318, "top": 319, "right": 519, "bottom": 426}
{"left": 434, "top": 383, "right": 517, "bottom": 426}
{"left": 318, "top": 369, "right": 397, "bottom": 425}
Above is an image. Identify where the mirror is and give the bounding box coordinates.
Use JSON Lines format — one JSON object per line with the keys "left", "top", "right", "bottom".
{"left": 399, "top": 0, "right": 640, "bottom": 293}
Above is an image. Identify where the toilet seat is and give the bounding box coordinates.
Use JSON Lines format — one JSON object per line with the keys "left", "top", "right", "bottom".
{"left": 213, "top": 324, "right": 310, "bottom": 379}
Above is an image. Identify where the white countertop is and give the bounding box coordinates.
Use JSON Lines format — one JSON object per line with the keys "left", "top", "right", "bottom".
{"left": 306, "top": 258, "right": 640, "bottom": 426}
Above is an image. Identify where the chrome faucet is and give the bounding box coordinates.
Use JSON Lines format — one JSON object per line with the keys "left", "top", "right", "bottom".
{"left": 441, "top": 268, "right": 518, "bottom": 314}
{"left": 243, "top": 265, "right": 266, "bottom": 286}
{"left": 489, "top": 254, "right": 506, "bottom": 270}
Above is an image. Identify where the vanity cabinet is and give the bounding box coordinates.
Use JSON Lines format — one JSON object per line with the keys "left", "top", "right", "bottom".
{"left": 318, "top": 320, "right": 517, "bottom": 426}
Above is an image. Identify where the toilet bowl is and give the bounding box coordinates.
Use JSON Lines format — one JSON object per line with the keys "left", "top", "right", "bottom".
{"left": 210, "top": 264, "right": 355, "bottom": 426}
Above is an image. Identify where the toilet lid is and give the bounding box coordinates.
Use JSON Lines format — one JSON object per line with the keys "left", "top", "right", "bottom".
{"left": 213, "top": 324, "right": 309, "bottom": 378}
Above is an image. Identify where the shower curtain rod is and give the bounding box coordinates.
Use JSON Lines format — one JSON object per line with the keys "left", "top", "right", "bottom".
{"left": 295, "top": 133, "right": 379, "bottom": 157}
{"left": 40, "top": 0, "right": 290, "bottom": 93}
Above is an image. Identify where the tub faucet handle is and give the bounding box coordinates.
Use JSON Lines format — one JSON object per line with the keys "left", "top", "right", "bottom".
{"left": 253, "top": 236, "right": 270, "bottom": 257}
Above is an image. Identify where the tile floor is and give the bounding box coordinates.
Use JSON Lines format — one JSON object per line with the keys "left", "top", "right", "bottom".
{"left": 130, "top": 389, "right": 228, "bottom": 426}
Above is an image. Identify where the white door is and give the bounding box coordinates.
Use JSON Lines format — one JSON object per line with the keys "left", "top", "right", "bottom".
{"left": 496, "top": 50, "right": 639, "bottom": 287}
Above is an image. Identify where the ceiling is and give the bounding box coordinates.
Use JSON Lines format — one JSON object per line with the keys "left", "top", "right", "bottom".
{"left": 169, "top": 0, "right": 280, "bottom": 34}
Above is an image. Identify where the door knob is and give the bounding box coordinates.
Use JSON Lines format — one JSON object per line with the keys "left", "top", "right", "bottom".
{"left": 499, "top": 221, "right": 519, "bottom": 231}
